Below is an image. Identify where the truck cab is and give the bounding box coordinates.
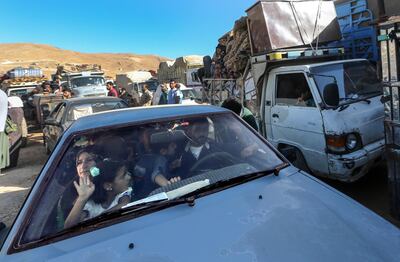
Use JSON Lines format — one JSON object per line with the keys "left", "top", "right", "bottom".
{"left": 255, "top": 53, "right": 384, "bottom": 182}
{"left": 68, "top": 75, "right": 107, "bottom": 97}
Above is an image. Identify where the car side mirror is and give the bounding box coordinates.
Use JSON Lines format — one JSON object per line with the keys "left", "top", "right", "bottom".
{"left": 190, "top": 96, "right": 194, "bottom": 100}
{"left": 323, "top": 83, "right": 339, "bottom": 107}
{"left": 45, "top": 118, "right": 61, "bottom": 126}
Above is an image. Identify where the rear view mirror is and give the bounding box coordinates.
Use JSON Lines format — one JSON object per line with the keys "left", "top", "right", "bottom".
{"left": 323, "top": 83, "right": 339, "bottom": 107}
{"left": 150, "top": 130, "right": 186, "bottom": 145}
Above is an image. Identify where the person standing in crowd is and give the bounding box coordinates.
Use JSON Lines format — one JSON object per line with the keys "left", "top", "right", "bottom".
{"left": 221, "top": 98, "right": 259, "bottom": 131}
{"left": 62, "top": 87, "right": 73, "bottom": 99}
{"left": 158, "top": 84, "right": 169, "bottom": 105}
{"left": 52, "top": 75, "right": 63, "bottom": 93}
{"left": 167, "top": 80, "right": 183, "bottom": 104}
{"left": 42, "top": 81, "right": 52, "bottom": 94}
{"left": 119, "top": 87, "right": 133, "bottom": 106}
{"left": 0, "top": 89, "right": 9, "bottom": 174}
{"left": 140, "top": 84, "right": 153, "bottom": 107}
{"left": 106, "top": 82, "right": 119, "bottom": 97}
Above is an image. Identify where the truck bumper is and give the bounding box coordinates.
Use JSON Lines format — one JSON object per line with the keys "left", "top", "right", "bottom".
{"left": 327, "top": 139, "right": 385, "bottom": 182}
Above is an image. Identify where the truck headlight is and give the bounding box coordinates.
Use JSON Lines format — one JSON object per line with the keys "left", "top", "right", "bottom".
{"left": 326, "top": 133, "right": 361, "bottom": 154}
{"left": 346, "top": 134, "right": 358, "bottom": 150}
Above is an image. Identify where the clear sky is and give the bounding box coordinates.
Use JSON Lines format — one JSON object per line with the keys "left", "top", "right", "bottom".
{"left": 0, "top": 0, "right": 256, "bottom": 59}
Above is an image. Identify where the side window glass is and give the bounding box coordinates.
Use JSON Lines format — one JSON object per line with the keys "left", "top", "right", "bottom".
{"left": 276, "top": 73, "right": 316, "bottom": 107}
{"left": 55, "top": 104, "right": 66, "bottom": 123}
{"left": 49, "top": 103, "right": 62, "bottom": 119}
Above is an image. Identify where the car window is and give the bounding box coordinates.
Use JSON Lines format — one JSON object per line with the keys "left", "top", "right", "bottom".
{"left": 276, "top": 73, "right": 316, "bottom": 107}
{"left": 18, "top": 113, "right": 283, "bottom": 247}
{"left": 48, "top": 103, "right": 63, "bottom": 119}
{"left": 55, "top": 104, "right": 66, "bottom": 123}
{"left": 66, "top": 101, "right": 127, "bottom": 121}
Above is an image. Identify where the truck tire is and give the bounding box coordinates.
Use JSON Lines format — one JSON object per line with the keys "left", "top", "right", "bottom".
{"left": 9, "top": 147, "right": 20, "bottom": 168}
{"left": 278, "top": 144, "right": 311, "bottom": 174}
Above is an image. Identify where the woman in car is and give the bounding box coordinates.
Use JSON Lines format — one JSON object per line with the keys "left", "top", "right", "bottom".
{"left": 54, "top": 145, "right": 101, "bottom": 229}
{"left": 64, "top": 160, "right": 132, "bottom": 228}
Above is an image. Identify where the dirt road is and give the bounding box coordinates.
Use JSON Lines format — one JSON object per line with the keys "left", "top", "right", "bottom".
{"left": 0, "top": 132, "right": 47, "bottom": 227}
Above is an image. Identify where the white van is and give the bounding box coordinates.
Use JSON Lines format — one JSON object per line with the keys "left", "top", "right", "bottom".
{"left": 252, "top": 54, "right": 384, "bottom": 182}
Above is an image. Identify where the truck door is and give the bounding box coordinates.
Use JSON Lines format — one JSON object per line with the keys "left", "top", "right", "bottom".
{"left": 268, "top": 72, "right": 328, "bottom": 174}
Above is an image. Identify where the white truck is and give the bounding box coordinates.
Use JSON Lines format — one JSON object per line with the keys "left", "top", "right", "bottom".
{"left": 241, "top": 0, "right": 385, "bottom": 182}
{"left": 54, "top": 65, "right": 107, "bottom": 97}
{"left": 158, "top": 55, "right": 204, "bottom": 91}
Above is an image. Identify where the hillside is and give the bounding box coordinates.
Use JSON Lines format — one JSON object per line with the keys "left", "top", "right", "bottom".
{"left": 0, "top": 43, "right": 169, "bottom": 78}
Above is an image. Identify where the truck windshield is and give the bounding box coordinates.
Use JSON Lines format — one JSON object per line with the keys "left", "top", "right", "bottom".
{"left": 310, "top": 61, "right": 382, "bottom": 106}
{"left": 70, "top": 77, "right": 105, "bottom": 88}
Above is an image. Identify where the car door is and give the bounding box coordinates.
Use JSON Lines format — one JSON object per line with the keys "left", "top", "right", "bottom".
{"left": 48, "top": 103, "right": 66, "bottom": 151}
{"left": 268, "top": 71, "right": 328, "bottom": 174}
{"left": 43, "top": 103, "right": 61, "bottom": 150}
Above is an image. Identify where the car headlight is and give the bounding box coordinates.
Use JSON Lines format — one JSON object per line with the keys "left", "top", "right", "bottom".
{"left": 346, "top": 134, "right": 358, "bottom": 150}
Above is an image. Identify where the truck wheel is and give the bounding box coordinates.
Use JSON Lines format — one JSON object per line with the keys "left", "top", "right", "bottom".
{"left": 9, "top": 147, "right": 20, "bottom": 168}
{"left": 278, "top": 144, "right": 311, "bottom": 174}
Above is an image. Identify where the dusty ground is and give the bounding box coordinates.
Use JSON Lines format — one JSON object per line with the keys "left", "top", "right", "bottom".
{"left": 0, "top": 132, "right": 47, "bottom": 228}
{"left": 1, "top": 132, "right": 399, "bottom": 230}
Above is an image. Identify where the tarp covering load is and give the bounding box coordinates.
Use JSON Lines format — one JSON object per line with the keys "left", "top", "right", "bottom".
{"left": 246, "top": 0, "right": 341, "bottom": 55}
{"left": 7, "top": 67, "right": 43, "bottom": 79}
{"left": 158, "top": 55, "right": 204, "bottom": 84}
{"left": 213, "top": 16, "right": 250, "bottom": 77}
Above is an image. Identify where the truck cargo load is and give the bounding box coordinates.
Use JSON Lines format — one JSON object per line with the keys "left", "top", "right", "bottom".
{"left": 246, "top": 0, "right": 342, "bottom": 55}
{"left": 7, "top": 67, "right": 43, "bottom": 79}
{"left": 158, "top": 55, "right": 203, "bottom": 88}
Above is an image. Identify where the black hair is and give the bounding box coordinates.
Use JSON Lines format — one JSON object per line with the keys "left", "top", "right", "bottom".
{"left": 75, "top": 145, "right": 101, "bottom": 166}
{"left": 90, "top": 160, "right": 127, "bottom": 204}
{"left": 62, "top": 87, "right": 72, "bottom": 93}
{"left": 221, "top": 98, "right": 242, "bottom": 115}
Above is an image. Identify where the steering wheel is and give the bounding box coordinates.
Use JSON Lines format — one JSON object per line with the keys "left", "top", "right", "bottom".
{"left": 189, "top": 151, "right": 237, "bottom": 173}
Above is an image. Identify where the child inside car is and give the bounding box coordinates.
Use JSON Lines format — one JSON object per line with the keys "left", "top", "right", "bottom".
{"left": 64, "top": 160, "right": 132, "bottom": 228}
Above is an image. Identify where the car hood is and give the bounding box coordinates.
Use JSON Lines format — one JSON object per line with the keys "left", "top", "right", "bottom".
{"left": 22, "top": 167, "right": 400, "bottom": 262}
{"left": 322, "top": 96, "right": 384, "bottom": 146}
{"left": 72, "top": 85, "right": 107, "bottom": 97}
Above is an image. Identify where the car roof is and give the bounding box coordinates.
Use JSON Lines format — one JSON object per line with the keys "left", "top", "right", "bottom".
{"left": 66, "top": 105, "right": 229, "bottom": 135}
{"left": 63, "top": 96, "right": 123, "bottom": 105}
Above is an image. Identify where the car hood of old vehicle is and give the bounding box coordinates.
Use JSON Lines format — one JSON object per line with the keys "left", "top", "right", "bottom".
{"left": 9, "top": 166, "right": 400, "bottom": 262}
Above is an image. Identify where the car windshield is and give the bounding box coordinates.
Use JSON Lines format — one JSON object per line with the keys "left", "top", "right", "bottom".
{"left": 20, "top": 113, "right": 283, "bottom": 244}
{"left": 181, "top": 89, "right": 199, "bottom": 100}
{"left": 70, "top": 77, "right": 105, "bottom": 88}
{"left": 310, "top": 60, "right": 382, "bottom": 106}
{"left": 8, "top": 86, "right": 36, "bottom": 97}
{"left": 139, "top": 81, "right": 158, "bottom": 92}
{"left": 66, "top": 101, "right": 127, "bottom": 121}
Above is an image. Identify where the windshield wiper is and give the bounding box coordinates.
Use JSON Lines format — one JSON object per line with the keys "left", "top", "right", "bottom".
{"left": 358, "top": 90, "right": 382, "bottom": 96}
{"left": 176, "top": 163, "right": 290, "bottom": 200}
{"left": 337, "top": 96, "right": 371, "bottom": 112}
